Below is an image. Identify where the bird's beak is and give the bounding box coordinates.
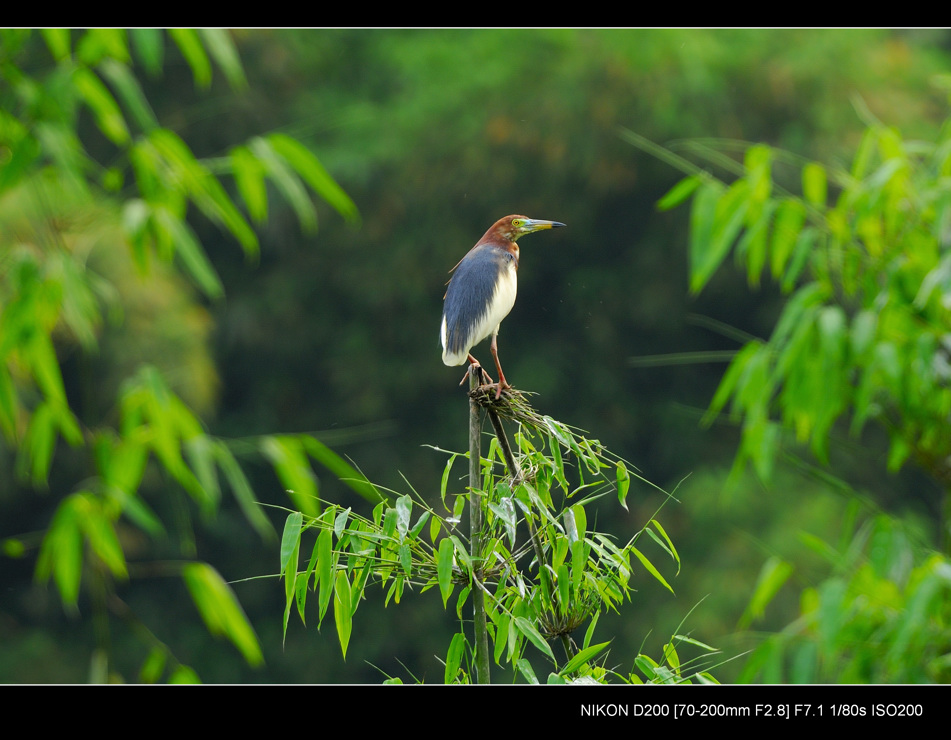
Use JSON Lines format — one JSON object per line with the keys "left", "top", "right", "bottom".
{"left": 521, "top": 219, "right": 566, "bottom": 234}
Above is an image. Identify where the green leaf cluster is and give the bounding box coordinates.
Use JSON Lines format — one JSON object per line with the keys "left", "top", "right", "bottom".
{"left": 279, "top": 397, "right": 718, "bottom": 683}
{"left": 0, "top": 30, "right": 358, "bottom": 682}
{"left": 658, "top": 114, "right": 951, "bottom": 490}
{"left": 740, "top": 514, "right": 951, "bottom": 683}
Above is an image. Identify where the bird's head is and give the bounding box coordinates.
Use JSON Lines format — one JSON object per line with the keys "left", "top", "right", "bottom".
{"left": 483, "top": 215, "right": 566, "bottom": 244}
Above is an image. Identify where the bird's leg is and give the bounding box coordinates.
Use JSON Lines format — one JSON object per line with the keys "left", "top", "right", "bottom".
{"left": 459, "top": 354, "right": 494, "bottom": 387}
{"left": 489, "top": 334, "right": 510, "bottom": 399}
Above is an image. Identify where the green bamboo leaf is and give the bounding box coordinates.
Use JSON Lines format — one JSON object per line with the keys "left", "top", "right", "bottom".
{"left": 664, "top": 641, "right": 681, "bottom": 671}
{"left": 151, "top": 206, "right": 225, "bottom": 298}
{"left": 215, "top": 442, "right": 273, "bottom": 539}
{"left": 230, "top": 145, "right": 268, "bottom": 222}
{"left": 649, "top": 519, "right": 680, "bottom": 573}
{"left": 168, "top": 665, "right": 201, "bottom": 684}
{"left": 739, "top": 555, "right": 793, "bottom": 629}
{"left": 184, "top": 435, "right": 220, "bottom": 514}
{"left": 395, "top": 495, "right": 412, "bottom": 541}
{"left": 282, "top": 525, "right": 301, "bottom": 642}
{"left": 35, "top": 495, "right": 84, "bottom": 609}
{"left": 198, "top": 29, "right": 247, "bottom": 90}
{"left": 630, "top": 545, "right": 674, "bottom": 594}
{"left": 249, "top": 136, "right": 317, "bottom": 232}
{"left": 513, "top": 616, "right": 555, "bottom": 661}
{"left": 561, "top": 641, "right": 611, "bottom": 675}
{"left": 657, "top": 174, "right": 702, "bottom": 211}
{"left": 130, "top": 29, "right": 164, "bottom": 75}
{"left": 76, "top": 29, "right": 129, "bottom": 65}
{"left": 98, "top": 58, "right": 158, "bottom": 131}
{"left": 333, "top": 571, "right": 352, "bottom": 658}
{"left": 169, "top": 29, "right": 212, "bottom": 88}
{"left": 280, "top": 512, "right": 303, "bottom": 574}
{"left": 76, "top": 494, "right": 127, "bottom": 579}
{"left": 261, "top": 435, "right": 319, "bottom": 517}
{"left": 149, "top": 130, "right": 258, "bottom": 254}
{"left": 615, "top": 460, "right": 630, "bottom": 510}
{"left": 139, "top": 647, "right": 167, "bottom": 684}
{"left": 266, "top": 133, "right": 358, "bottom": 223}
{"left": 802, "top": 162, "right": 827, "bottom": 206}
{"left": 19, "top": 400, "right": 56, "bottom": 485}
{"left": 41, "top": 29, "right": 71, "bottom": 60}
{"left": 302, "top": 435, "right": 381, "bottom": 503}
{"left": 444, "top": 632, "right": 467, "bottom": 684}
{"left": 516, "top": 658, "right": 539, "bottom": 684}
{"left": 317, "top": 526, "right": 333, "bottom": 624}
{"left": 770, "top": 198, "right": 807, "bottom": 281}
{"left": 556, "top": 563, "right": 570, "bottom": 610}
{"left": 693, "top": 179, "right": 750, "bottom": 293}
{"left": 73, "top": 67, "right": 130, "bottom": 145}
{"left": 437, "top": 537, "right": 454, "bottom": 607}
{"left": 182, "top": 562, "right": 263, "bottom": 666}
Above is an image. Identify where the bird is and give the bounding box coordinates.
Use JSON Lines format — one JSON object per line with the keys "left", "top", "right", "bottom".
{"left": 440, "top": 214, "right": 565, "bottom": 397}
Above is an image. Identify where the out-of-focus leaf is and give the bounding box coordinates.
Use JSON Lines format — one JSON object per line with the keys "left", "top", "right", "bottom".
{"left": 215, "top": 442, "right": 273, "bottom": 539}
{"left": 739, "top": 555, "right": 794, "bottom": 629}
{"left": 182, "top": 562, "right": 264, "bottom": 666}
{"left": 657, "top": 174, "right": 702, "bottom": 211}
{"left": 261, "top": 435, "right": 319, "bottom": 517}
{"left": 130, "top": 28, "right": 163, "bottom": 75}
{"left": 198, "top": 29, "right": 247, "bottom": 90}
{"left": 73, "top": 67, "right": 130, "bottom": 145}
{"left": 302, "top": 435, "right": 382, "bottom": 504}
{"left": 266, "top": 133, "right": 359, "bottom": 223}
{"left": 169, "top": 29, "right": 212, "bottom": 88}
{"left": 98, "top": 59, "right": 158, "bottom": 131}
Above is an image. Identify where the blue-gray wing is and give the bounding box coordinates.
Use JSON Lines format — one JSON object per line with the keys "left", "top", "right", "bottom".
{"left": 441, "top": 245, "right": 516, "bottom": 362}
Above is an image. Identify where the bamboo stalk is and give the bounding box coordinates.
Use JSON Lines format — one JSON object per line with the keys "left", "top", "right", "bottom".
{"left": 468, "top": 365, "right": 490, "bottom": 684}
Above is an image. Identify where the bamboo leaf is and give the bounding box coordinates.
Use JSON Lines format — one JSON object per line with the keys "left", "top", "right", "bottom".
{"left": 182, "top": 562, "right": 263, "bottom": 666}
{"left": 615, "top": 460, "right": 630, "bottom": 510}
{"left": 657, "top": 174, "right": 702, "bottom": 211}
{"left": 266, "top": 133, "right": 358, "bottom": 223}
{"left": 169, "top": 29, "right": 212, "bottom": 87}
{"left": 198, "top": 29, "right": 247, "bottom": 90}
{"left": 445, "top": 632, "right": 466, "bottom": 684}
{"left": 280, "top": 512, "right": 303, "bottom": 574}
{"left": 561, "top": 641, "right": 611, "bottom": 675}
{"left": 437, "top": 537, "right": 454, "bottom": 607}
{"left": 513, "top": 616, "right": 555, "bottom": 661}
{"left": 739, "top": 555, "right": 794, "bottom": 629}
{"left": 333, "top": 571, "right": 352, "bottom": 658}
{"left": 73, "top": 67, "right": 130, "bottom": 145}
{"left": 630, "top": 545, "right": 674, "bottom": 594}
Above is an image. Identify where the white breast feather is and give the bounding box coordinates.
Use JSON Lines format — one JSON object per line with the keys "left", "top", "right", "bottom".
{"left": 441, "top": 261, "right": 517, "bottom": 366}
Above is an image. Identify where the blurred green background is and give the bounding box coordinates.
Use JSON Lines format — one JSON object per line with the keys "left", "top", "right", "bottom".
{"left": 2, "top": 28, "right": 950, "bottom": 683}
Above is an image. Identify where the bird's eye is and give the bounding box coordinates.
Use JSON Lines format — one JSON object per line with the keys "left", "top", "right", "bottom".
{"left": 512, "top": 219, "right": 523, "bottom": 227}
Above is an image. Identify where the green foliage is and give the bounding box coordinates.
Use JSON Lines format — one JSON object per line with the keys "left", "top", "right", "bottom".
{"left": 0, "top": 29, "right": 357, "bottom": 682}
{"left": 656, "top": 112, "right": 951, "bottom": 497}
{"left": 644, "top": 98, "right": 951, "bottom": 682}
{"left": 740, "top": 515, "right": 951, "bottom": 683}
{"left": 280, "top": 397, "right": 719, "bottom": 683}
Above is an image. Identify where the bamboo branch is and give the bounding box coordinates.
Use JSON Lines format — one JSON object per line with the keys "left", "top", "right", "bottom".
{"left": 468, "top": 364, "right": 490, "bottom": 684}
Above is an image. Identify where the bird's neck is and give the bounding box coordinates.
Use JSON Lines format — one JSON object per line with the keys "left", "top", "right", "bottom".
{"left": 479, "top": 237, "right": 519, "bottom": 264}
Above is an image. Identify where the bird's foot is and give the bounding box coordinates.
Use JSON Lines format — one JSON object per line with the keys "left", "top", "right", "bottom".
{"left": 493, "top": 380, "right": 511, "bottom": 400}
{"left": 459, "top": 363, "right": 494, "bottom": 387}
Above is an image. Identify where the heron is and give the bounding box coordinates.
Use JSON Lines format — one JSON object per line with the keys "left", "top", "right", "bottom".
{"left": 440, "top": 214, "right": 565, "bottom": 397}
